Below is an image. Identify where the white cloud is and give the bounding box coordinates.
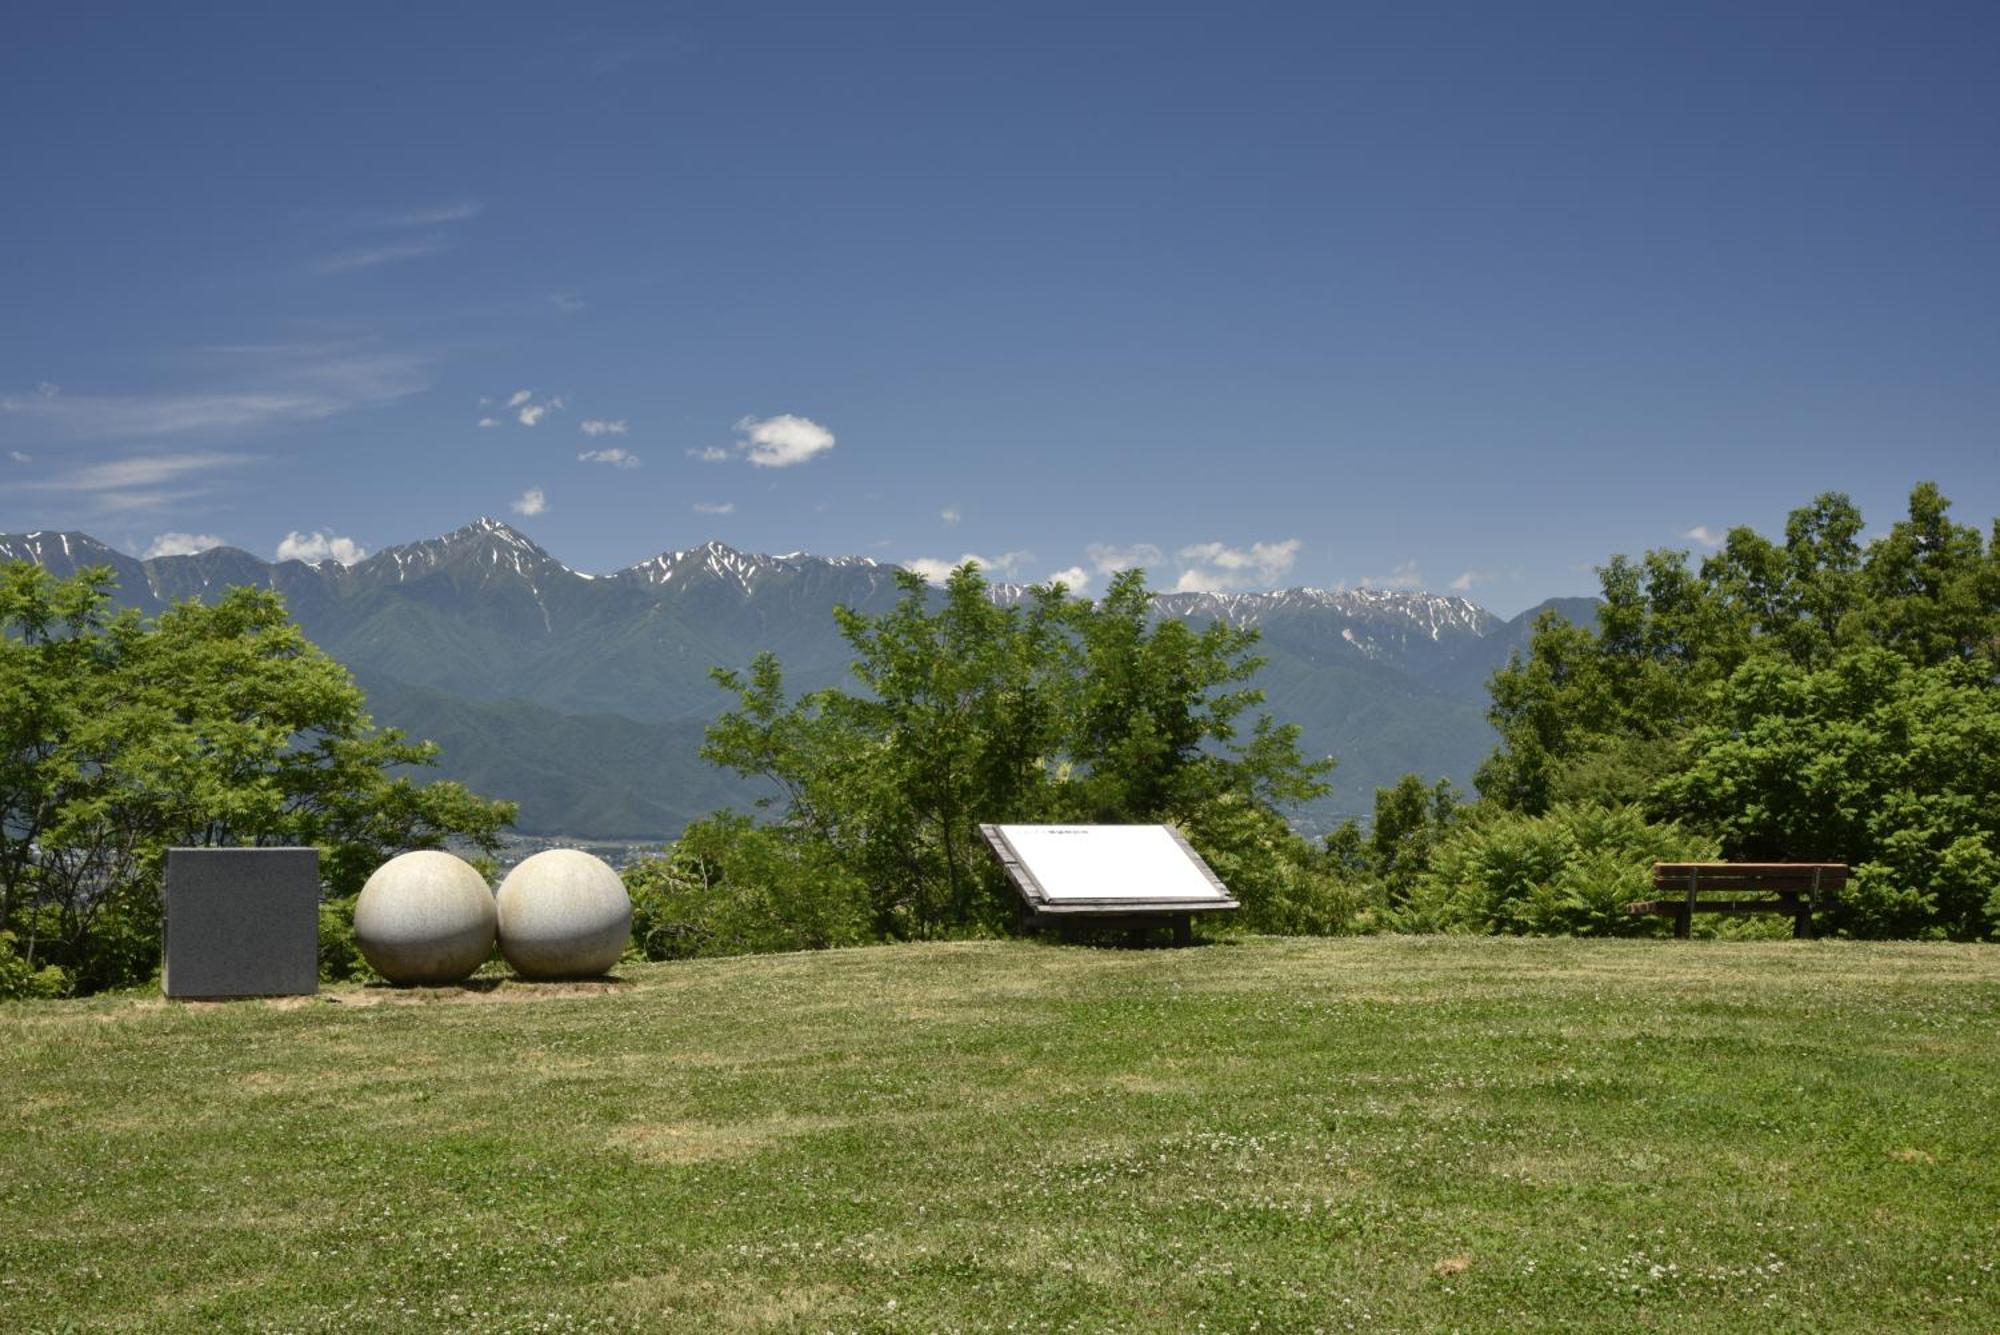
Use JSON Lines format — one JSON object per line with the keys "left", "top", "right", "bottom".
{"left": 688, "top": 445, "right": 731, "bottom": 462}
{"left": 1449, "top": 569, "right": 1494, "bottom": 593}
{"left": 143, "top": 532, "right": 228, "bottom": 559}
{"left": 508, "top": 391, "right": 565, "bottom": 427}
{"left": 1175, "top": 538, "right": 1303, "bottom": 592}
{"left": 1085, "top": 542, "right": 1164, "bottom": 575}
{"left": 550, "top": 292, "right": 586, "bottom": 313}
{"left": 310, "top": 236, "right": 448, "bottom": 276}
{"left": 1046, "top": 565, "right": 1090, "bottom": 594}
{"left": 1358, "top": 559, "right": 1423, "bottom": 591}
{"left": 580, "top": 419, "right": 628, "bottom": 437}
{"left": 275, "top": 531, "right": 367, "bottom": 565}
{"left": 578, "top": 447, "right": 640, "bottom": 468}
{"left": 511, "top": 487, "right": 548, "bottom": 516}
{"left": 477, "top": 417, "right": 501, "bottom": 428}
{"left": 1, "top": 345, "right": 427, "bottom": 440}
{"left": 904, "top": 551, "right": 1029, "bottom": 585}
{"left": 1173, "top": 568, "right": 1226, "bottom": 593}
{"left": 7, "top": 450, "right": 28, "bottom": 464}
{"left": 940, "top": 506, "right": 961, "bottom": 526}
{"left": 693, "top": 501, "right": 735, "bottom": 515}
{"left": 733, "top": 413, "right": 836, "bottom": 468}
{"left": 1683, "top": 525, "right": 1724, "bottom": 549}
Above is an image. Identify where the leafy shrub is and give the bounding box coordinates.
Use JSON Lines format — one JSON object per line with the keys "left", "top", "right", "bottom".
{"left": 1184, "top": 794, "right": 1374, "bottom": 936}
{"left": 317, "top": 897, "right": 376, "bottom": 982}
{"left": 625, "top": 813, "right": 872, "bottom": 961}
{"left": 1401, "top": 803, "right": 1718, "bottom": 936}
{"left": 0, "top": 930, "right": 70, "bottom": 1000}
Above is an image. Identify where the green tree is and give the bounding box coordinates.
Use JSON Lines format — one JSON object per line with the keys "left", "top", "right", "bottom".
{"left": 1366, "top": 774, "right": 1462, "bottom": 904}
{"left": 1, "top": 564, "right": 515, "bottom": 994}
{"left": 1472, "top": 483, "right": 2000, "bottom": 938}
{"left": 1654, "top": 648, "right": 2000, "bottom": 938}
{"left": 701, "top": 562, "right": 1335, "bottom": 940}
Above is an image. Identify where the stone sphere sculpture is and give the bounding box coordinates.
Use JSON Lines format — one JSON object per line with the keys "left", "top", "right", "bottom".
{"left": 495, "top": 849, "right": 632, "bottom": 979}
{"left": 353, "top": 851, "right": 497, "bottom": 985}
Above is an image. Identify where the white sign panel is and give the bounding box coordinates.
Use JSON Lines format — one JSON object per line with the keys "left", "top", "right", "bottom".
{"left": 989, "top": 824, "right": 1231, "bottom": 904}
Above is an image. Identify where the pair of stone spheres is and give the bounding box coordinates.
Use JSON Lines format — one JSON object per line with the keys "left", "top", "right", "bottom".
{"left": 353, "top": 848, "right": 632, "bottom": 985}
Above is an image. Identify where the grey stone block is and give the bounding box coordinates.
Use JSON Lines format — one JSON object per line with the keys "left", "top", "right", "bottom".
{"left": 163, "top": 848, "right": 320, "bottom": 998}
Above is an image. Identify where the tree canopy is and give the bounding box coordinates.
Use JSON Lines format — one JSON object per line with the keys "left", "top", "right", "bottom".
{"left": 692, "top": 564, "right": 1336, "bottom": 940}
{"left": 1474, "top": 483, "right": 2000, "bottom": 938}
{"left": 1, "top": 564, "right": 515, "bottom": 995}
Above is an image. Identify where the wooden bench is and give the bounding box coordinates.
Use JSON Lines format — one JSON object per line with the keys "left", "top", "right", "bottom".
{"left": 1628, "top": 862, "right": 1847, "bottom": 939}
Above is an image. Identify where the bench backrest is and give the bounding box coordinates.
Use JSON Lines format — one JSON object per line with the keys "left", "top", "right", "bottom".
{"left": 1650, "top": 862, "right": 1849, "bottom": 893}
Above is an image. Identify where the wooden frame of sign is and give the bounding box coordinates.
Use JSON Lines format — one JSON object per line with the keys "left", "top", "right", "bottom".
{"left": 978, "top": 823, "right": 1238, "bottom": 945}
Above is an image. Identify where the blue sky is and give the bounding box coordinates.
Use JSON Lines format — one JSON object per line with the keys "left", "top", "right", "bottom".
{"left": 3, "top": 2, "right": 1996, "bottom": 614}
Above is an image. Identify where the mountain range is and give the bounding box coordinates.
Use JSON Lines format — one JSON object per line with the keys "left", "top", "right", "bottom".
{"left": 0, "top": 520, "right": 1597, "bottom": 838}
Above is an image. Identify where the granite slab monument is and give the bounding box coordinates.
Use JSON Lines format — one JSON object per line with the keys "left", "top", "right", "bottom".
{"left": 162, "top": 847, "right": 320, "bottom": 998}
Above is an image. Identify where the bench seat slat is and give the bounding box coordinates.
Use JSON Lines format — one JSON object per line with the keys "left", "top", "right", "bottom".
{"left": 1629, "top": 898, "right": 1820, "bottom": 915}
{"left": 1656, "top": 867, "right": 1840, "bottom": 875}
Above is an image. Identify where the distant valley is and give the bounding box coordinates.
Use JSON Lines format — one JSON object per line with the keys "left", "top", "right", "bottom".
{"left": 0, "top": 520, "right": 1597, "bottom": 838}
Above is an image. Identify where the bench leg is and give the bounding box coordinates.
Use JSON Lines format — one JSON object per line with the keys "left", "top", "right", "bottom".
{"left": 1173, "top": 914, "right": 1192, "bottom": 948}
{"left": 1674, "top": 905, "right": 1692, "bottom": 940}
{"left": 1794, "top": 903, "right": 1813, "bottom": 940}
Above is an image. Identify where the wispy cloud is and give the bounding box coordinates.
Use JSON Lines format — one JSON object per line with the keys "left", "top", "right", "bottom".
{"left": 144, "top": 532, "right": 228, "bottom": 559}
{"left": 14, "top": 450, "right": 248, "bottom": 514}
{"left": 550, "top": 292, "right": 586, "bottom": 313}
{"left": 2, "top": 344, "right": 427, "bottom": 441}
{"left": 20, "top": 451, "right": 246, "bottom": 494}
{"left": 579, "top": 447, "right": 640, "bottom": 468}
{"left": 693, "top": 501, "right": 735, "bottom": 515}
{"left": 276, "top": 530, "right": 367, "bottom": 565}
{"left": 580, "top": 419, "right": 627, "bottom": 436}
{"left": 1683, "top": 525, "right": 1724, "bottom": 549}
{"left": 478, "top": 416, "right": 501, "bottom": 428}
{"left": 512, "top": 486, "right": 548, "bottom": 516}
{"left": 687, "top": 445, "right": 731, "bottom": 462}
{"left": 1175, "top": 539, "right": 1302, "bottom": 593}
{"left": 1450, "top": 570, "right": 1493, "bottom": 593}
{"left": 379, "top": 201, "right": 480, "bottom": 227}
{"left": 940, "top": 506, "right": 961, "bottom": 526}
{"left": 733, "top": 414, "right": 836, "bottom": 468}
{"left": 7, "top": 451, "right": 28, "bottom": 464}
{"left": 310, "top": 235, "right": 449, "bottom": 277}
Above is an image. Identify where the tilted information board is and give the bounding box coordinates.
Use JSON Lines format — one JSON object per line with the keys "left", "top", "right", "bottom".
{"left": 979, "top": 824, "right": 1238, "bottom": 918}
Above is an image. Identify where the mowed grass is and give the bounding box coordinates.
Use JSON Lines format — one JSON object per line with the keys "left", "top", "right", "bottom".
{"left": 3, "top": 938, "right": 1998, "bottom": 1332}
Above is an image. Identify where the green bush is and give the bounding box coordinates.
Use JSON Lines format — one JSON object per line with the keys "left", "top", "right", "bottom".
{"left": 625, "top": 813, "right": 872, "bottom": 961}
{"left": 1401, "top": 803, "right": 1718, "bottom": 936}
{"left": 0, "top": 930, "right": 70, "bottom": 1000}
{"left": 317, "top": 897, "right": 376, "bottom": 982}
{"left": 1184, "top": 795, "right": 1374, "bottom": 936}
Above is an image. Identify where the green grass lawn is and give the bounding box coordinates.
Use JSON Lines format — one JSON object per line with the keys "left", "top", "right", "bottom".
{"left": 4, "top": 937, "right": 1998, "bottom": 1332}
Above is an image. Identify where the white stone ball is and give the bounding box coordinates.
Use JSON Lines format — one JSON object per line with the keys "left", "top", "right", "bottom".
{"left": 353, "top": 851, "right": 497, "bottom": 985}
{"left": 496, "top": 849, "right": 632, "bottom": 979}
